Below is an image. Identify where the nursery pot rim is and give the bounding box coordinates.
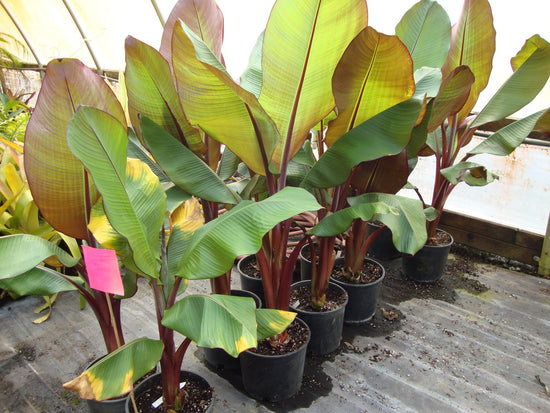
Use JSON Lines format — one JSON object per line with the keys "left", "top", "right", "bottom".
{"left": 330, "top": 256, "right": 386, "bottom": 287}
{"left": 404, "top": 228, "right": 454, "bottom": 256}
{"left": 242, "top": 317, "right": 310, "bottom": 359}
{"left": 290, "top": 279, "right": 349, "bottom": 316}
{"left": 125, "top": 370, "right": 213, "bottom": 413}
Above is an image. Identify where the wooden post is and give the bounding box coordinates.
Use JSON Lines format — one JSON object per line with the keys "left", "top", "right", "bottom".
{"left": 538, "top": 211, "right": 550, "bottom": 277}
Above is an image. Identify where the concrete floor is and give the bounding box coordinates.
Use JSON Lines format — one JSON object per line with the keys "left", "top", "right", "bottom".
{"left": 1, "top": 253, "right": 550, "bottom": 412}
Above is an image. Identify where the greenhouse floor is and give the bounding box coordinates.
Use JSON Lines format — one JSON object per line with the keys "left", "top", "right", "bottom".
{"left": 1, "top": 251, "right": 550, "bottom": 413}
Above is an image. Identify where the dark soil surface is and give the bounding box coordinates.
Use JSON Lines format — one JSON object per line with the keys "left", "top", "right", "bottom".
{"left": 251, "top": 319, "right": 309, "bottom": 356}
{"left": 131, "top": 373, "right": 213, "bottom": 413}
{"left": 239, "top": 256, "right": 261, "bottom": 279}
{"left": 332, "top": 259, "right": 384, "bottom": 284}
{"left": 289, "top": 284, "right": 347, "bottom": 312}
{"left": 426, "top": 230, "right": 453, "bottom": 246}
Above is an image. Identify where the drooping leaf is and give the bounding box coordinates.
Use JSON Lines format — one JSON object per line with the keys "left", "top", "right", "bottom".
{"left": 171, "top": 22, "right": 279, "bottom": 176}
{"left": 255, "top": 308, "right": 296, "bottom": 340}
{"left": 178, "top": 186, "right": 321, "bottom": 279}
{"left": 325, "top": 27, "right": 415, "bottom": 146}
{"left": 441, "top": 162, "right": 497, "bottom": 186}
{"left": 351, "top": 151, "right": 410, "bottom": 194}
{"left": 396, "top": 0, "right": 451, "bottom": 71}
{"left": 259, "top": 0, "right": 368, "bottom": 167}
{"left": 470, "top": 35, "right": 550, "bottom": 129}
{"left": 0, "top": 234, "right": 79, "bottom": 278}
{"left": 0, "top": 266, "right": 82, "bottom": 295}
{"left": 63, "top": 338, "right": 163, "bottom": 401}
{"left": 302, "top": 99, "right": 422, "bottom": 189}
{"left": 310, "top": 193, "right": 428, "bottom": 255}
{"left": 67, "top": 106, "right": 165, "bottom": 278}
{"left": 24, "top": 58, "right": 126, "bottom": 239}
{"left": 124, "top": 36, "right": 205, "bottom": 154}
{"left": 163, "top": 294, "right": 295, "bottom": 357}
{"left": 141, "top": 116, "right": 239, "bottom": 204}
{"left": 469, "top": 110, "right": 548, "bottom": 156}
{"left": 441, "top": 0, "right": 496, "bottom": 123}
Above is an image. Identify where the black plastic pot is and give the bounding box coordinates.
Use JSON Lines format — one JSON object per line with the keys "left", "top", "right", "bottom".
{"left": 125, "top": 370, "right": 213, "bottom": 413}
{"left": 299, "top": 244, "right": 312, "bottom": 280}
{"left": 237, "top": 255, "right": 265, "bottom": 304}
{"left": 367, "top": 222, "right": 401, "bottom": 261}
{"left": 239, "top": 318, "right": 310, "bottom": 402}
{"left": 331, "top": 257, "right": 385, "bottom": 324}
{"left": 290, "top": 280, "right": 347, "bottom": 355}
{"left": 203, "top": 289, "right": 261, "bottom": 370}
{"left": 85, "top": 356, "right": 128, "bottom": 413}
{"left": 402, "top": 230, "right": 454, "bottom": 283}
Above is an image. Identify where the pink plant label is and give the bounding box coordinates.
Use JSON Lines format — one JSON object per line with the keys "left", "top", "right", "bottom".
{"left": 82, "top": 245, "right": 124, "bottom": 296}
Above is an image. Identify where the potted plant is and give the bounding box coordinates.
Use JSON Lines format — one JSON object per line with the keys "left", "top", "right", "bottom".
{"left": 395, "top": 0, "right": 550, "bottom": 282}
{"left": 47, "top": 104, "right": 302, "bottom": 412}
{"left": 0, "top": 58, "right": 142, "bottom": 412}
{"left": 159, "top": 0, "right": 367, "bottom": 400}
{"left": 296, "top": 25, "right": 433, "bottom": 324}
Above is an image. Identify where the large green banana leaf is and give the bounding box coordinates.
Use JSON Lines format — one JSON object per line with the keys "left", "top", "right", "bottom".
{"left": 140, "top": 116, "right": 239, "bottom": 204}
{"left": 63, "top": 338, "right": 163, "bottom": 401}
{"left": 67, "top": 106, "right": 165, "bottom": 278}
{"left": 240, "top": 31, "right": 264, "bottom": 97}
{"left": 24, "top": 58, "right": 126, "bottom": 239}
{"left": 468, "top": 110, "right": 548, "bottom": 156}
{"left": 0, "top": 266, "right": 82, "bottom": 295}
{"left": 178, "top": 186, "right": 321, "bottom": 279}
{"left": 159, "top": 0, "right": 224, "bottom": 63}
{"left": 325, "top": 27, "right": 415, "bottom": 146}
{"left": 259, "top": 0, "right": 368, "bottom": 168}
{"left": 396, "top": 0, "right": 451, "bottom": 71}
{"left": 441, "top": 0, "right": 495, "bottom": 123}
{"left": 302, "top": 99, "right": 422, "bottom": 189}
{"left": 162, "top": 294, "right": 296, "bottom": 357}
{"left": 0, "top": 234, "right": 79, "bottom": 278}
{"left": 171, "top": 22, "right": 279, "bottom": 176}
{"left": 470, "top": 35, "right": 550, "bottom": 129}
{"left": 310, "top": 193, "right": 430, "bottom": 255}
{"left": 124, "top": 36, "right": 205, "bottom": 154}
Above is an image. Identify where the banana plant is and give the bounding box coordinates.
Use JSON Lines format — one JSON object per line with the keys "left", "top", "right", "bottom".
{"left": 60, "top": 105, "right": 306, "bottom": 410}
{"left": 165, "top": 0, "right": 369, "bottom": 317}
{"left": 396, "top": 0, "right": 550, "bottom": 239}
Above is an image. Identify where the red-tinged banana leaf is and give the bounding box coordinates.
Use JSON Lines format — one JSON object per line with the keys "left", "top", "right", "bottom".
{"left": 140, "top": 116, "right": 239, "bottom": 204}
{"left": 440, "top": 162, "right": 497, "bottom": 186}
{"left": 24, "top": 58, "right": 126, "bottom": 240}
{"left": 0, "top": 266, "right": 82, "bottom": 295}
{"left": 534, "top": 109, "right": 550, "bottom": 133}
{"left": 302, "top": 99, "right": 422, "bottom": 189}
{"left": 124, "top": 36, "right": 205, "bottom": 155}
{"left": 177, "top": 186, "right": 321, "bottom": 279}
{"left": 63, "top": 338, "right": 163, "bottom": 401}
{"left": 67, "top": 106, "right": 165, "bottom": 278}
{"left": 171, "top": 22, "right": 279, "bottom": 176}
{"left": 258, "top": 0, "right": 368, "bottom": 169}
{"left": 162, "top": 294, "right": 295, "bottom": 357}
{"left": 470, "top": 35, "right": 550, "bottom": 129}
{"left": 159, "top": 0, "right": 225, "bottom": 64}
{"left": 325, "top": 27, "right": 415, "bottom": 146}
{"left": 441, "top": 0, "right": 495, "bottom": 123}
{"left": 351, "top": 150, "right": 410, "bottom": 195}
{"left": 427, "top": 65, "right": 474, "bottom": 132}
{"left": 310, "top": 193, "right": 429, "bottom": 255}
{"left": 0, "top": 234, "right": 79, "bottom": 278}
{"left": 396, "top": 0, "right": 451, "bottom": 71}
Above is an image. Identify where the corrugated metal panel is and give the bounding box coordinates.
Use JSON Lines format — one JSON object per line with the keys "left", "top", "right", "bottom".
{"left": 1, "top": 256, "right": 549, "bottom": 412}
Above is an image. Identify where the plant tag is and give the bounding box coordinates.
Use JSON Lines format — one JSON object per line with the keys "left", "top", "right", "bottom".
{"left": 152, "top": 381, "right": 186, "bottom": 408}
{"left": 82, "top": 246, "right": 124, "bottom": 295}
